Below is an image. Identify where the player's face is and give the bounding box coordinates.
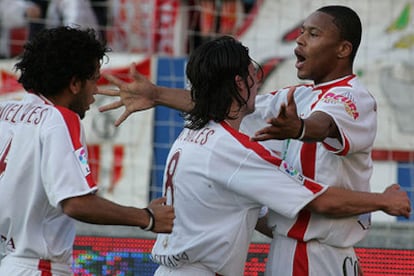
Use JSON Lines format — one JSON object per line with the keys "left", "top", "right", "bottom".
{"left": 70, "top": 68, "right": 100, "bottom": 119}
{"left": 294, "top": 11, "right": 344, "bottom": 84}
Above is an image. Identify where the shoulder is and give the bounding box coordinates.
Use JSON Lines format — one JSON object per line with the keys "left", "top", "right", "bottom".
{"left": 328, "top": 78, "right": 376, "bottom": 110}
{"left": 42, "top": 106, "right": 83, "bottom": 143}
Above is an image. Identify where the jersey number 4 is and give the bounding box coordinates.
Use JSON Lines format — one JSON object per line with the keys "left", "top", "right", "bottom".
{"left": 0, "top": 139, "right": 12, "bottom": 177}
{"left": 164, "top": 150, "right": 181, "bottom": 206}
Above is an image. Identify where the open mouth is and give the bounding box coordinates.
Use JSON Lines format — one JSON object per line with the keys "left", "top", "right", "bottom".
{"left": 294, "top": 49, "right": 306, "bottom": 68}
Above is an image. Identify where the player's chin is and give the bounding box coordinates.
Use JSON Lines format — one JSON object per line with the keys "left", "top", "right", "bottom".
{"left": 78, "top": 108, "right": 88, "bottom": 119}
{"left": 296, "top": 71, "right": 309, "bottom": 81}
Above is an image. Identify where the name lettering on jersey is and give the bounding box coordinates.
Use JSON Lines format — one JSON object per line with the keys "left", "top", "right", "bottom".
{"left": 178, "top": 128, "right": 215, "bottom": 145}
{"left": 279, "top": 160, "right": 305, "bottom": 184}
{"left": 151, "top": 252, "right": 189, "bottom": 268}
{"left": 0, "top": 139, "right": 12, "bottom": 178}
{"left": 342, "top": 256, "right": 360, "bottom": 276}
{"left": 74, "top": 147, "right": 91, "bottom": 176}
{"left": 321, "top": 92, "right": 359, "bottom": 120}
{"left": 1, "top": 234, "right": 16, "bottom": 252}
{"left": 0, "top": 103, "right": 48, "bottom": 124}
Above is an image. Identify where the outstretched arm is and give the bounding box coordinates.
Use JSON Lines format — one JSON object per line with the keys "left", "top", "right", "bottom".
{"left": 255, "top": 184, "right": 410, "bottom": 237}
{"left": 97, "top": 63, "right": 193, "bottom": 126}
{"left": 251, "top": 87, "right": 340, "bottom": 142}
{"left": 61, "top": 195, "right": 175, "bottom": 233}
{"left": 307, "top": 184, "right": 411, "bottom": 218}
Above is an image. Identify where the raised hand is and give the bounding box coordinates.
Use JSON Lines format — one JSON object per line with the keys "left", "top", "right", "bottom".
{"left": 251, "top": 86, "right": 303, "bottom": 141}
{"left": 147, "top": 197, "right": 175, "bottom": 233}
{"left": 381, "top": 184, "right": 411, "bottom": 218}
{"left": 97, "top": 63, "right": 158, "bottom": 126}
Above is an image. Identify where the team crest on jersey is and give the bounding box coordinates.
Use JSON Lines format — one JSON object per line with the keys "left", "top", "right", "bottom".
{"left": 280, "top": 160, "right": 304, "bottom": 184}
{"left": 321, "top": 92, "right": 359, "bottom": 119}
{"left": 74, "top": 147, "right": 91, "bottom": 176}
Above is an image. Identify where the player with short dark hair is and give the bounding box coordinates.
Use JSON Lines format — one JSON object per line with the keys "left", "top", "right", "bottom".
{"left": 247, "top": 6, "right": 377, "bottom": 274}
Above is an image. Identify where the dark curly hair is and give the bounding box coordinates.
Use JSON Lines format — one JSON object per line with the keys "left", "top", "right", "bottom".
{"left": 185, "top": 35, "right": 262, "bottom": 130}
{"left": 15, "top": 26, "right": 110, "bottom": 97}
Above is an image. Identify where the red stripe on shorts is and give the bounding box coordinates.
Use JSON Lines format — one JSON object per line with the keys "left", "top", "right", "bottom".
{"left": 38, "top": 259, "right": 52, "bottom": 276}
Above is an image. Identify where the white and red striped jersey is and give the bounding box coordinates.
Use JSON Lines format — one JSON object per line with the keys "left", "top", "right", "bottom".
{"left": 0, "top": 93, "right": 97, "bottom": 265}
{"left": 241, "top": 74, "right": 377, "bottom": 275}
{"left": 151, "top": 120, "right": 327, "bottom": 276}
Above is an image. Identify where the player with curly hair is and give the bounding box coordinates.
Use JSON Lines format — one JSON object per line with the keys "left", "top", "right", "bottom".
{"left": 0, "top": 26, "right": 175, "bottom": 276}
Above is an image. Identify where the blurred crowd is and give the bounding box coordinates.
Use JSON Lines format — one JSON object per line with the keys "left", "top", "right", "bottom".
{"left": 188, "top": 0, "right": 256, "bottom": 49}
{"left": 0, "top": 0, "right": 256, "bottom": 58}
{"left": 0, "top": 0, "right": 108, "bottom": 58}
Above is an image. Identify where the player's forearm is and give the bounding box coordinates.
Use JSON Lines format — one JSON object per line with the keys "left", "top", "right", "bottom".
{"left": 61, "top": 194, "right": 150, "bottom": 228}
{"left": 306, "top": 187, "right": 385, "bottom": 218}
{"left": 155, "top": 86, "right": 193, "bottom": 112}
{"left": 301, "top": 111, "right": 340, "bottom": 142}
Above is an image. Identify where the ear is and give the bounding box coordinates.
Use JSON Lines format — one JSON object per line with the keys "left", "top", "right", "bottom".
{"left": 337, "top": 40, "right": 352, "bottom": 59}
{"left": 69, "top": 77, "right": 82, "bottom": 95}
{"left": 235, "top": 75, "right": 244, "bottom": 90}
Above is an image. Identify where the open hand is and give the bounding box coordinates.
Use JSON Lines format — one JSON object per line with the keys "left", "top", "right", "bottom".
{"left": 251, "top": 86, "right": 302, "bottom": 141}
{"left": 96, "top": 63, "right": 158, "bottom": 126}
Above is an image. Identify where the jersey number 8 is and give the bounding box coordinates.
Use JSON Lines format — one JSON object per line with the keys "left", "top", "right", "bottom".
{"left": 164, "top": 149, "right": 181, "bottom": 206}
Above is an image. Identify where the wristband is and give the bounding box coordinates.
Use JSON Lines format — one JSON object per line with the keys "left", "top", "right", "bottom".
{"left": 295, "top": 118, "right": 306, "bottom": 140}
{"left": 142, "top": 208, "right": 155, "bottom": 231}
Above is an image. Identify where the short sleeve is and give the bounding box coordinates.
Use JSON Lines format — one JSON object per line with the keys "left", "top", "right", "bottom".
{"left": 311, "top": 86, "right": 377, "bottom": 155}
{"left": 41, "top": 110, "right": 97, "bottom": 207}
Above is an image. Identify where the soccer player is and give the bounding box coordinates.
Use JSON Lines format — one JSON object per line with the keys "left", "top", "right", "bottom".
{"left": 244, "top": 6, "right": 384, "bottom": 275}
{"left": 98, "top": 35, "right": 409, "bottom": 275}
{"left": 0, "top": 27, "right": 174, "bottom": 276}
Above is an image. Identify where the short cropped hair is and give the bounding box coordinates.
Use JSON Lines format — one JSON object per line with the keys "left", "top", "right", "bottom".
{"left": 317, "top": 5, "right": 362, "bottom": 62}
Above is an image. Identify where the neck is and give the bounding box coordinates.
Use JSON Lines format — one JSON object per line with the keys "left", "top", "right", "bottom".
{"left": 225, "top": 101, "right": 249, "bottom": 130}
{"left": 224, "top": 117, "right": 243, "bottom": 130}
{"left": 313, "top": 67, "right": 353, "bottom": 85}
{"left": 43, "top": 90, "right": 72, "bottom": 108}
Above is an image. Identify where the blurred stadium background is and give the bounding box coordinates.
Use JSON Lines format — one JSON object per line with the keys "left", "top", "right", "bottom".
{"left": 1, "top": 0, "right": 414, "bottom": 275}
